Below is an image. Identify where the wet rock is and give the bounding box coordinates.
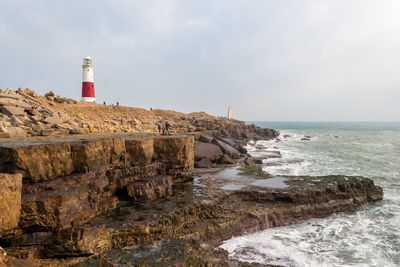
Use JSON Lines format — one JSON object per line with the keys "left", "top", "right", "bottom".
{"left": 195, "top": 157, "right": 213, "bottom": 168}
{"left": 0, "top": 173, "right": 22, "bottom": 233}
{"left": 127, "top": 176, "right": 173, "bottom": 201}
{"left": 235, "top": 144, "right": 247, "bottom": 154}
{"left": 255, "top": 144, "right": 267, "bottom": 150}
{"left": 194, "top": 141, "right": 223, "bottom": 162}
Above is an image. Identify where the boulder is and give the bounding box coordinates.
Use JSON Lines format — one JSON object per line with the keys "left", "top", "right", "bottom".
{"left": 40, "top": 129, "right": 56, "bottom": 136}
{"left": 195, "top": 157, "right": 213, "bottom": 168}
{"left": 0, "top": 173, "right": 22, "bottom": 233}
{"left": 45, "top": 91, "right": 55, "bottom": 100}
{"left": 2, "top": 127, "right": 25, "bottom": 137}
{"left": 43, "top": 116, "right": 64, "bottom": 126}
{"left": 127, "top": 176, "right": 173, "bottom": 200}
{"left": 235, "top": 144, "right": 247, "bottom": 154}
{"left": 199, "top": 134, "right": 213, "bottom": 143}
{"left": 37, "top": 107, "right": 54, "bottom": 117}
{"left": 194, "top": 141, "right": 223, "bottom": 162}
{"left": 219, "top": 154, "right": 235, "bottom": 165}
{"left": 0, "top": 98, "right": 31, "bottom": 109}
{"left": 0, "top": 92, "right": 22, "bottom": 100}
{"left": 10, "top": 115, "right": 23, "bottom": 127}
{"left": 1, "top": 106, "right": 25, "bottom": 116}
{"left": 212, "top": 139, "right": 240, "bottom": 159}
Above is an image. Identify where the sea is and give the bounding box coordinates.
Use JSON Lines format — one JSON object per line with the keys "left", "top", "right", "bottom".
{"left": 220, "top": 121, "right": 400, "bottom": 267}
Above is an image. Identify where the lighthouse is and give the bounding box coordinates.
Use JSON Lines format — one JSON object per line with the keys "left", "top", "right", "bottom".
{"left": 81, "top": 56, "right": 95, "bottom": 102}
{"left": 227, "top": 106, "right": 233, "bottom": 119}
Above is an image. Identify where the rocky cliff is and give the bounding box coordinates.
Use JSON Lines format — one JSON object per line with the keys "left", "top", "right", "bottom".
{"left": 0, "top": 132, "right": 383, "bottom": 266}
{"left": 0, "top": 87, "right": 383, "bottom": 267}
{"left": 0, "top": 87, "right": 278, "bottom": 140}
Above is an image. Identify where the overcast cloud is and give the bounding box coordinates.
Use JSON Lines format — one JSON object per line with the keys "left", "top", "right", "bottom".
{"left": 0, "top": 0, "right": 399, "bottom": 121}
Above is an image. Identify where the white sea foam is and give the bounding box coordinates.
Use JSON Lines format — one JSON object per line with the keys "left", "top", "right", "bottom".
{"left": 221, "top": 126, "right": 400, "bottom": 266}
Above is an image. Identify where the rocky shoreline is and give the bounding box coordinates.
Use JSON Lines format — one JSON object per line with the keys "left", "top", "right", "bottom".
{"left": 0, "top": 88, "right": 383, "bottom": 266}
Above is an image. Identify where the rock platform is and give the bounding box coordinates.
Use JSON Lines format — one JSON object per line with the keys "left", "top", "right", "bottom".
{"left": 0, "top": 132, "right": 384, "bottom": 266}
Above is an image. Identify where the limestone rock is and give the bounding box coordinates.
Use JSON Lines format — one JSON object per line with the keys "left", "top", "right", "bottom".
{"left": 127, "top": 176, "right": 173, "bottom": 200}
{"left": 0, "top": 246, "right": 6, "bottom": 267}
{"left": 212, "top": 139, "right": 240, "bottom": 159}
{"left": 153, "top": 136, "right": 194, "bottom": 175}
{"left": 20, "top": 174, "right": 118, "bottom": 231}
{"left": 2, "top": 127, "right": 25, "bottom": 137}
{"left": 10, "top": 115, "right": 23, "bottom": 127}
{"left": 43, "top": 116, "right": 64, "bottom": 126}
{"left": 41, "top": 129, "right": 56, "bottom": 136}
{"left": 0, "top": 132, "right": 10, "bottom": 138}
{"left": 199, "top": 134, "right": 213, "bottom": 143}
{"left": 45, "top": 91, "right": 55, "bottom": 100}
{"left": 219, "top": 154, "right": 235, "bottom": 164}
{"left": 0, "top": 142, "right": 74, "bottom": 182}
{"left": 195, "top": 157, "right": 213, "bottom": 168}
{"left": 0, "top": 98, "right": 31, "bottom": 109}
{"left": 0, "top": 92, "right": 22, "bottom": 101}
{"left": 1, "top": 106, "right": 25, "bottom": 116}
{"left": 126, "top": 138, "right": 154, "bottom": 165}
{"left": 194, "top": 141, "right": 223, "bottom": 162}
{"left": 0, "top": 173, "right": 22, "bottom": 233}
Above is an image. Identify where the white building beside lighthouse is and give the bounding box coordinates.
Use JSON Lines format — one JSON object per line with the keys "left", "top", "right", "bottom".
{"left": 227, "top": 106, "right": 233, "bottom": 119}
{"left": 81, "top": 56, "right": 95, "bottom": 102}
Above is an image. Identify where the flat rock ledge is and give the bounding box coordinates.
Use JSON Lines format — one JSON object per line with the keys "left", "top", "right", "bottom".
{"left": 0, "top": 134, "right": 383, "bottom": 267}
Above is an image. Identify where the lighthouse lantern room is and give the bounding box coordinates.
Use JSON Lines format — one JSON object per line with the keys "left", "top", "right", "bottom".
{"left": 81, "top": 56, "right": 95, "bottom": 102}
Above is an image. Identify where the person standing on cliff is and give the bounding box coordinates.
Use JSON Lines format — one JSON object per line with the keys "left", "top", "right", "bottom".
{"left": 130, "top": 120, "right": 134, "bottom": 128}
{"left": 165, "top": 122, "right": 170, "bottom": 134}
{"left": 158, "top": 124, "right": 161, "bottom": 133}
{"left": 120, "top": 118, "right": 124, "bottom": 125}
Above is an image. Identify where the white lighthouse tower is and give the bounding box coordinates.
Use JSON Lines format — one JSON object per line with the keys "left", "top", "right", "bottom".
{"left": 81, "top": 56, "right": 95, "bottom": 102}
{"left": 227, "top": 106, "right": 233, "bottom": 119}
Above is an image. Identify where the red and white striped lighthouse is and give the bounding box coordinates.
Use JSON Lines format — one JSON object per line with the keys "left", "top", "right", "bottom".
{"left": 81, "top": 56, "right": 95, "bottom": 102}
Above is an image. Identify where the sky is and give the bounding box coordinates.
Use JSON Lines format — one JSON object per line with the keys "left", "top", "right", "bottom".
{"left": 0, "top": 0, "right": 399, "bottom": 121}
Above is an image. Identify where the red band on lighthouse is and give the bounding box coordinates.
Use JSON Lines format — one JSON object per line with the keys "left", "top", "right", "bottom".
{"left": 82, "top": 82, "right": 95, "bottom": 98}
{"left": 81, "top": 56, "right": 95, "bottom": 102}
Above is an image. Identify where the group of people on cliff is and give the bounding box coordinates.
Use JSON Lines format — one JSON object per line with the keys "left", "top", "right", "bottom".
{"left": 158, "top": 122, "right": 170, "bottom": 134}
{"left": 119, "top": 118, "right": 170, "bottom": 134}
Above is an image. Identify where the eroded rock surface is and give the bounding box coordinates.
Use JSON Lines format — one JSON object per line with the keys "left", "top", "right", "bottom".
{"left": 0, "top": 173, "right": 22, "bottom": 233}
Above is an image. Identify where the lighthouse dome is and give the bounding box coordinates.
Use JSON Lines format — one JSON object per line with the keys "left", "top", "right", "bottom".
{"left": 83, "top": 56, "right": 92, "bottom": 66}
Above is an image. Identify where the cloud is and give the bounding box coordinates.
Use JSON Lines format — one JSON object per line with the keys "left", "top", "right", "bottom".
{"left": 0, "top": 0, "right": 399, "bottom": 120}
